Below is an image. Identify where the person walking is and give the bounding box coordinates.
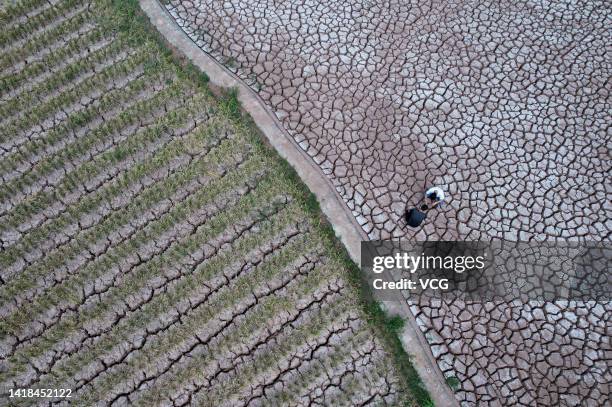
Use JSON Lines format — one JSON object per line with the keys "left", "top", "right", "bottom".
{"left": 425, "top": 186, "right": 445, "bottom": 209}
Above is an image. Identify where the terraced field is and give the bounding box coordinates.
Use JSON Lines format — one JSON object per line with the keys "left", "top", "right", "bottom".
{"left": 0, "top": 1, "right": 420, "bottom": 405}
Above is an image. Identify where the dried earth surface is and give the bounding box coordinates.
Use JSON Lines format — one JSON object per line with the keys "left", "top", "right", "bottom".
{"left": 163, "top": 0, "right": 611, "bottom": 405}
{"left": 0, "top": 1, "right": 418, "bottom": 405}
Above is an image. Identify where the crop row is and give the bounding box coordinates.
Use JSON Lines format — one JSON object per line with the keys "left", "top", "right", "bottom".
{"left": 0, "top": 32, "right": 122, "bottom": 119}
{"left": 0, "top": 1, "right": 93, "bottom": 73}
{"left": 0, "top": 0, "right": 84, "bottom": 49}
{"left": 0, "top": 45, "right": 147, "bottom": 138}
{"left": 0, "top": 26, "right": 107, "bottom": 99}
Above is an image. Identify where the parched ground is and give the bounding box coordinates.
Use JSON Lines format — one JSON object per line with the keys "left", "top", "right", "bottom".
{"left": 163, "top": 0, "right": 611, "bottom": 405}
{"left": 0, "top": 1, "right": 415, "bottom": 405}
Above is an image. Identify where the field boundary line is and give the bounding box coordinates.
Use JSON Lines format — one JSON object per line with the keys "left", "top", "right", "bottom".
{"left": 138, "top": 1, "right": 459, "bottom": 406}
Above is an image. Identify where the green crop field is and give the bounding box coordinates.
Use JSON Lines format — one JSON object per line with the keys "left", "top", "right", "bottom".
{"left": 0, "top": 1, "right": 428, "bottom": 405}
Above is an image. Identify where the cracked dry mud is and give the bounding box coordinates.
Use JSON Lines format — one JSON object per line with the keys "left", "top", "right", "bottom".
{"left": 165, "top": 1, "right": 612, "bottom": 406}
{"left": 0, "top": 1, "right": 408, "bottom": 405}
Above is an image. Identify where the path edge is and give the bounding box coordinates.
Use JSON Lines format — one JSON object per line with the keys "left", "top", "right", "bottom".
{"left": 138, "top": 2, "right": 459, "bottom": 406}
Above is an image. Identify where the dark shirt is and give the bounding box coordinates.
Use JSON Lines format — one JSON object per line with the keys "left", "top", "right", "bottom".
{"left": 405, "top": 208, "right": 426, "bottom": 227}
